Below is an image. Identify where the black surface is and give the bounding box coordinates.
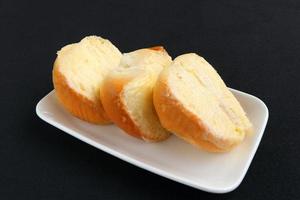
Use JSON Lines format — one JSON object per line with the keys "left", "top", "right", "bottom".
{"left": 1, "top": 0, "right": 299, "bottom": 199}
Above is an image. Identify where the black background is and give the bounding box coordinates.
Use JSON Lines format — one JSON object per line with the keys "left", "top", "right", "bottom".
{"left": 1, "top": 0, "right": 299, "bottom": 199}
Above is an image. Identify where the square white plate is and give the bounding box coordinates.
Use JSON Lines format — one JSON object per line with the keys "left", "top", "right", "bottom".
{"left": 36, "top": 89, "right": 268, "bottom": 193}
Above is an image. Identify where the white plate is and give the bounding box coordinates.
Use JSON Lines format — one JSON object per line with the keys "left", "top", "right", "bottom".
{"left": 36, "top": 89, "right": 268, "bottom": 193}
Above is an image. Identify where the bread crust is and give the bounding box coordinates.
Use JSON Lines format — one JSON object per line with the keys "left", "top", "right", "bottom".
{"left": 100, "top": 75, "right": 144, "bottom": 138}
{"left": 53, "top": 60, "right": 111, "bottom": 124}
{"left": 153, "top": 72, "right": 237, "bottom": 152}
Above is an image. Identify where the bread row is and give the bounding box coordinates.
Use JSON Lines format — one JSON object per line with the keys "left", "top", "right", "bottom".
{"left": 53, "top": 36, "right": 252, "bottom": 152}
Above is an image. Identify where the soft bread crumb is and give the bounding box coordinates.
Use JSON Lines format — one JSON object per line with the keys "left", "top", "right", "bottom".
{"left": 121, "top": 49, "right": 172, "bottom": 140}
{"left": 56, "top": 36, "right": 122, "bottom": 101}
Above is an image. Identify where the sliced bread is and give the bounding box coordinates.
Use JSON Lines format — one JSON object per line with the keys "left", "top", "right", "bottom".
{"left": 100, "top": 47, "right": 172, "bottom": 141}
{"left": 153, "top": 53, "right": 252, "bottom": 152}
{"left": 53, "top": 36, "right": 122, "bottom": 124}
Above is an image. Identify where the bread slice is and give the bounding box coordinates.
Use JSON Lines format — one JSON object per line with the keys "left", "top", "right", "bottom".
{"left": 153, "top": 53, "right": 252, "bottom": 152}
{"left": 53, "top": 36, "right": 122, "bottom": 124}
{"left": 100, "top": 47, "right": 172, "bottom": 141}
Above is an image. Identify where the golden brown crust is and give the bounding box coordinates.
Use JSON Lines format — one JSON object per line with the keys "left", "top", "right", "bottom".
{"left": 153, "top": 74, "right": 236, "bottom": 152}
{"left": 148, "top": 46, "right": 167, "bottom": 52}
{"left": 100, "top": 75, "right": 144, "bottom": 139}
{"left": 52, "top": 60, "right": 111, "bottom": 124}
